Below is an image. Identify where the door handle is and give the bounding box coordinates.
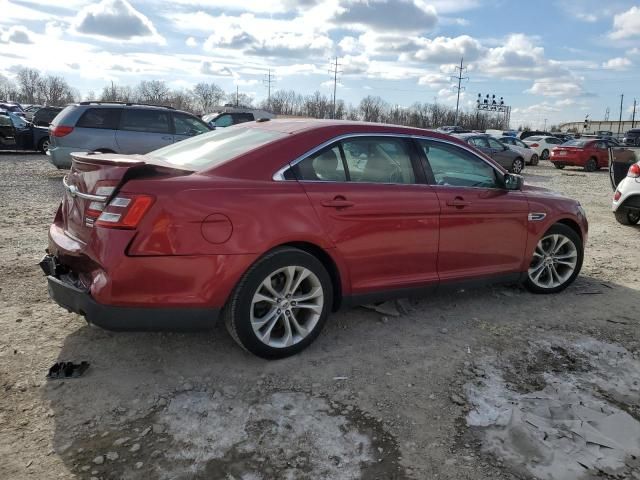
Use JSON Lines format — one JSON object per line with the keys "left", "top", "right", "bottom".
{"left": 446, "top": 197, "right": 471, "bottom": 208}
{"left": 321, "top": 198, "right": 354, "bottom": 209}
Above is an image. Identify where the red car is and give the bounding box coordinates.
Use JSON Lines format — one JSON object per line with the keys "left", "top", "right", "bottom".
{"left": 41, "top": 120, "right": 588, "bottom": 358}
{"left": 550, "top": 139, "right": 609, "bottom": 171}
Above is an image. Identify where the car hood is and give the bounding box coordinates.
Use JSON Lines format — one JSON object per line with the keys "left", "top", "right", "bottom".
{"left": 521, "top": 184, "right": 573, "bottom": 201}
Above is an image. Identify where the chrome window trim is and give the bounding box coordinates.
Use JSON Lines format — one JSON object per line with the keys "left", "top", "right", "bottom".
{"left": 272, "top": 133, "right": 505, "bottom": 187}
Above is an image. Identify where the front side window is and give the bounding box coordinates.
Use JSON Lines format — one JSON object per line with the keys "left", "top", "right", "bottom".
{"left": 76, "top": 108, "right": 121, "bottom": 129}
{"left": 419, "top": 140, "right": 500, "bottom": 189}
{"left": 296, "top": 145, "right": 347, "bottom": 181}
{"left": 514, "top": 139, "right": 528, "bottom": 148}
{"left": 120, "top": 109, "right": 171, "bottom": 134}
{"left": 173, "top": 113, "right": 210, "bottom": 136}
{"left": 214, "top": 114, "right": 233, "bottom": 128}
{"left": 0, "top": 115, "right": 11, "bottom": 127}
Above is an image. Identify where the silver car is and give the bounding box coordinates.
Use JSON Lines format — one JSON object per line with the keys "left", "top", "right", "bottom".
{"left": 47, "top": 102, "right": 211, "bottom": 169}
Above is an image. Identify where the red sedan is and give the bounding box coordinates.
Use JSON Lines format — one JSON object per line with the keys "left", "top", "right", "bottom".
{"left": 42, "top": 120, "right": 588, "bottom": 358}
{"left": 550, "top": 139, "right": 609, "bottom": 171}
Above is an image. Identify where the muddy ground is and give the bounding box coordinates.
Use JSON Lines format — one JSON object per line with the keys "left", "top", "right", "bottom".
{"left": 0, "top": 152, "right": 638, "bottom": 480}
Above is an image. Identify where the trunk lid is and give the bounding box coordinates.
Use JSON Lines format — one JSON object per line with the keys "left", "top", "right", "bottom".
{"left": 61, "top": 152, "right": 191, "bottom": 244}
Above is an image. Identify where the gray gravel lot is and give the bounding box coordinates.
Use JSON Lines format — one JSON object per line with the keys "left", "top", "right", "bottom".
{"left": 0, "top": 153, "right": 638, "bottom": 480}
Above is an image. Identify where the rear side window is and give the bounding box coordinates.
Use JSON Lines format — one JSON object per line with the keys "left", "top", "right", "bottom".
{"left": 213, "top": 114, "right": 233, "bottom": 128}
{"left": 149, "top": 127, "right": 287, "bottom": 170}
{"left": 0, "top": 115, "right": 11, "bottom": 127}
{"left": 469, "top": 137, "right": 489, "bottom": 148}
{"left": 76, "top": 108, "right": 121, "bottom": 129}
{"left": 546, "top": 138, "right": 562, "bottom": 144}
{"left": 120, "top": 109, "right": 171, "bottom": 134}
{"left": 173, "top": 112, "right": 210, "bottom": 136}
{"left": 231, "top": 113, "right": 254, "bottom": 124}
{"left": 296, "top": 145, "right": 347, "bottom": 182}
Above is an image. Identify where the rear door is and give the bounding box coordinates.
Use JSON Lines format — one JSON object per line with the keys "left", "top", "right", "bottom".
{"left": 116, "top": 109, "right": 173, "bottom": 154}
{"left": 416, "top": 139, "right": 529, "bottom": 281}
{"left": 487, "top": 137, "right": 514, "bottom": 169}
{"left": 295, "top": 135, "right": 441, "bottom": 294}
{"left": 0, "top": 114, "right": 16, "bottom": 149}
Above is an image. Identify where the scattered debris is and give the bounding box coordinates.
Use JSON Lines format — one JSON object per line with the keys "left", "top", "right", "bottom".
{"left": 92, "top": 456, "right": 104, "bottom": 465}
{"left": 362, "top": 301, "right": 401, "bottom": 317}
{"left": 450, "top": 394, "right": 466, "bottom": 406}
{"left": 606, "top": 319, "right": 629, "bottom": 325}
{"left": 46, "top": 361, "right": 89, "bottom": 380}
{"left": 333, "top": 376, "right": 348, "bottom": 381}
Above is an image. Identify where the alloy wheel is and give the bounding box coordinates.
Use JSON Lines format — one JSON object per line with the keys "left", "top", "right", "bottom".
{"left": 512, "top": 159, "right": 523, "bottom": 174}
{"left": 528, "top": 234, "right": 578, "bottom": 289}
{"left": 250, "top": 266, "right": 324, "bottom": 348}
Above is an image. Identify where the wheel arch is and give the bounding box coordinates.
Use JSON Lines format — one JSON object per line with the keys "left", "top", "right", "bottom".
{"left": 555, "top": 218, "right": 583, "bottom": 242}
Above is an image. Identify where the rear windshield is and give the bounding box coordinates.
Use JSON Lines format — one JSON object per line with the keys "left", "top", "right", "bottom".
{"left": 563, "top": 140, "right": 589, "bottom": 147}
{"left": 526, "top": 136, "right": 542, "bottom": 141}
{"left": 50, "top": 105, "right": 74, "bottom": 126}
{"left": 149, "top": 126, "right": 287, "bottom": 171}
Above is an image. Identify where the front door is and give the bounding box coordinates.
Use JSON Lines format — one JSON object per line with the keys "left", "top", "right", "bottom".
{"left": 0, "top": 115, "right": 16, "bottom": 149}
{"left": 416, "top": 139, "right": 529, "bottom": 281}
{"left": 295, "top": 136, "right": 441, "bottom": 294}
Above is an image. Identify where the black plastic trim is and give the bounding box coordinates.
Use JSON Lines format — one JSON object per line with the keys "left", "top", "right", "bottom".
{"left": 47, "top": 276, "right": 218, "bottom": 331}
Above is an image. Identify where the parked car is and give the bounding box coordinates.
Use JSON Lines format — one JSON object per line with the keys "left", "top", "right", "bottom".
{"left": 33, "top": 106, "right": 64, "bottom": 127}
{"left": 47, "top": 102, "right": 211, "bottom": 169}
{"left": 202, "top": 107, "right": 274, "bottom": 129}
{"left": 612, "top": 155, "right": 640, "bottom": 225}
{"left": 454, "top": 133, "right": 525, "bottom": 173}
{"left": 519, "top": 130, "right": 554, "bottom": 141}
{"left": 41, "top": 120, "right": 587, "bottom": 358}
{"left": 23, "top": 104, "right": 43, "bottom": 121}
{"left": 623, "top": 129, "right": 640, "bottom": 146}
{"left": 0, "top": 111, "right": 50, "bottom": 152}
{"left": 522, "top": 135, "right": 564, "bottom": 160}
{"left": 437, "top": 125, "right": 471, "bottom": 134}
{"left": 496, "top": 136, "right": 539, "bottom": 165}
{"left": 550, "top": 139, "right": 609, "bottom": 171}
{"left": 0, "top": 102, "right": 26, "bottom": 117}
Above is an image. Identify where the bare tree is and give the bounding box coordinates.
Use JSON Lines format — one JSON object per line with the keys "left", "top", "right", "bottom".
{"left": 192, "top": 82, "right": 225, "bottom": 114}
{"left": 136, "top": 80, "right": 170, "bottom": 104}
{"left": 0, "top": 74, "right": 19, "bottom": 101}
{"left": 15, "top": 68, "right": 41, "bottom": 104}
{"left": 40, "top": 75, "right": 74, "bottom": 105}
{"left": 100, "top": 82, "right": 135, "bottom": 102}
{"left": 359, "top": 96, "right": 387, "bottom": 123}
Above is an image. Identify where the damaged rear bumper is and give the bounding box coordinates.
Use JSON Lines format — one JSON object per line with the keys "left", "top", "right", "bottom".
{"left": 44, "top": 267, "right": 219, "bottom": 332}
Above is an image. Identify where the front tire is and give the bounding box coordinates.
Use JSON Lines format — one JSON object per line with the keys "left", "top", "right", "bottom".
{"left": 614, "top": 208, "right": 640, "bottom": 225}
{"left": 529, "top": 154, "right": 539, "bottom": 166}
{"left": 511, "top": 158, "right": 524, "bottom": 174}
{"left": 224, "top": 247, "right": 333, "bottom": 359}
{"left": 541, "top": 149, "right": 550, "bottom": 160}
{"left": 524, "top": 224, "right": 583, "bottom": 294}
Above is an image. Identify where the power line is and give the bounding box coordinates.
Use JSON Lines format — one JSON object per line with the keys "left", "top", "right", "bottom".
{"left": 450, "top": 57, "right": 468, "bottom": 126}
{"left": 263, "top": 69, "right": 275, "bottom": 109}
{"left": 328, "top": 57, "right": 342, "bottom": 119}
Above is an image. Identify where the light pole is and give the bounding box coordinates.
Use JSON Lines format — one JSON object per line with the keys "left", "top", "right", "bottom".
{"left": 544, "top": 118, "right": 547, "bottom": 131}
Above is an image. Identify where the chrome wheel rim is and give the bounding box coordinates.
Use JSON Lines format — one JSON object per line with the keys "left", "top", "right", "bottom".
{"left": 528, "top": 234, "right": 578, "bottom": 289}
{"left": 42, "top": 139, "right": 50, "bottom": 152}
{"left": 513, "top": 159, "right": 523, "bottom": 173}
{"left": 629, "top": 211, "right": 640, "bottom": 224}
{"left": 250, "top": 266, "right": 324, "bottom": 348}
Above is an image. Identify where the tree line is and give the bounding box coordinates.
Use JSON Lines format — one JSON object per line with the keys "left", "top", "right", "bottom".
{"left": 0, "top": 67, "right": 509, "bottom": 130}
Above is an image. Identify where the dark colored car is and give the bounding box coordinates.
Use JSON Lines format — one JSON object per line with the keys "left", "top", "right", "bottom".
{"left": 454, "top": 133, "right": 525, "bottom": 173}
{"left": 33, "top": 106, "right": 64, "bottom": 127}
{"left": 623, "top": 129, "right": 640, "bottom": 146}
{"left": 550, "top": 139, "right": 609, "bottom": 171}
{"left": 0, "top": 102, "right": 26, "bottom": 117}
{"left": 0, "top": 111, "right": 50, "bottom": 152}
{"left": 42, "top": 120, "right": 587, "bottom": 358}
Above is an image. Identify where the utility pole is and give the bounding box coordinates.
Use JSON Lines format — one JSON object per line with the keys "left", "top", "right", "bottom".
{"left": 618, "top": 94, "right": 624, "bottom": 136}
{"left": 632, "top": 99, "right": 637, "bottom": 128}
{"left": 328, "top": 57, "right": 342, "bottom": 119}
{"left": 604, "top": 107, "right": 610, "bottom": 121}
{"left": 263, "top": 69, "right": 275, "bottom": 109}
{"left": 451, "top": 57, "right": 468, "bottom": 126}
{"left": 544, "top": 118, "right": 547, "bottom": 131}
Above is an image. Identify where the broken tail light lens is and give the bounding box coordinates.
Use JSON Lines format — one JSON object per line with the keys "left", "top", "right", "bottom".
{"left": 96, "top": 194, "right": 154, "bottom": 229}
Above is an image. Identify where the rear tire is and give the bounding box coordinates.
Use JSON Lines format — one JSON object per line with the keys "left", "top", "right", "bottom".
{"left": 524, "top": 224, "right": 583, "bottom": 294}
{"left": 529, "top": 154, "right": 539, "bottom": 166}
{"left": 614, "top": 208, "right": 640, "bottom": 225}
{"left": 511, "top": 157, "right": 524, "bottom": 174}
{"left": 223, "top": 247, "right": 333, "bottom": 359}
{"left": 584, "top": 157, "right": 597, "bottom": 172}
{"left": 38, "top": 137, "right": 50, "bottom": 154}
{"left": 553, "top": 163, "right": 565, "bottom": 169}
{"left": 541, "top": 149, "right": 550, "bottom": 160}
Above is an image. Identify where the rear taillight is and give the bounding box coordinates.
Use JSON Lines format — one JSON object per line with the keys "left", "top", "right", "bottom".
{"left": 529, "top": 143, "right": 539, "bottom": 148}
{"left": 628, "top": 163, "right": 640, "bottom": 178}
{"left": 95, "top": 194, "right": 154, "bottom": 229}
{"left": 50, "top": 125, "right": 74, "bottom": 137}
{"left": 614, "top": 190, "right": 622, "bottom": 201}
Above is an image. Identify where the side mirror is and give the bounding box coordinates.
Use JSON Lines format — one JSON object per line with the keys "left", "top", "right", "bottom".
{"left": 504, "top": 173, "right": 524, "bottom": 190}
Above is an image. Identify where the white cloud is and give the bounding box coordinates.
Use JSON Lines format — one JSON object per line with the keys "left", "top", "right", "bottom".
{"left": 526, "top": 79, "right": 583, "bottom": 97}
{"left": 200, "top": 62, "right": 234, "bottom": 76}
{"left": 418, "top": 73, "right": 450, "bottom": 86}
{"left": 332, "top": 0, "right": 438, "bottom": 33}
{"left": 401, "top": 35, "right": 483, "bottom": 63}
{"left": 602, "top": 57, "right": 632, "bottom": 70}
{"left": 610, "top": 6, "right": 640, "bottom": 39}
{"left": 186, "top": 36, "right": 198, "bottom": 47}
{"left": 73, "top": 0, "right": 166, "bottom": 44}
{"left": 0, "top": 26, "right": 34, "bottom": 44}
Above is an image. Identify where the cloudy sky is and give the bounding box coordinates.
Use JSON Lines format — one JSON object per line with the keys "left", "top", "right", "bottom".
{"left": 1, "top": 0, "right": 639, "bottom": 128}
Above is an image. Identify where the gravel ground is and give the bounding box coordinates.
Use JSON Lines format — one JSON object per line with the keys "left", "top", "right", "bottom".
{"left": 0, "top": 152, "right": 638, "bottom": 480}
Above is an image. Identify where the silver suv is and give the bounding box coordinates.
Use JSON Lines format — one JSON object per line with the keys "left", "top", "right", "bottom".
{"left": 47, "top": 102, "right": 211, "bottom": 169}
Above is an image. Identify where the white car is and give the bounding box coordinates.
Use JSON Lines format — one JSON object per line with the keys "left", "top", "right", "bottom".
{"left": 522, "top": 136, "right": 564, "bottom": 160}
{"left": 497, "top": 136, "right": 539, "bottom": 165}
{"left": 612, "top": 160, "right": 640, "bottom": 225}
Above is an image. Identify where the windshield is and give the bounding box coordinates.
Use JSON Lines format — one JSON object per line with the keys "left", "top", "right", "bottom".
{"left": 149, "top": 126, "right": 287, "bottom": 171}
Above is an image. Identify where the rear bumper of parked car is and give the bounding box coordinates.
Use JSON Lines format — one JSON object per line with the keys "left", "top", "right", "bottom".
{"left": 550, "top": 154, "right": 584, "bottom": 167}
{"left": 44, "top": 222, "right": 257, "bottom": 331}
{"left": 47, "top": 145, "right": 76, "bottom": 169}
{"left": 612, "top": 177, "right": 640, "bottom": 212}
